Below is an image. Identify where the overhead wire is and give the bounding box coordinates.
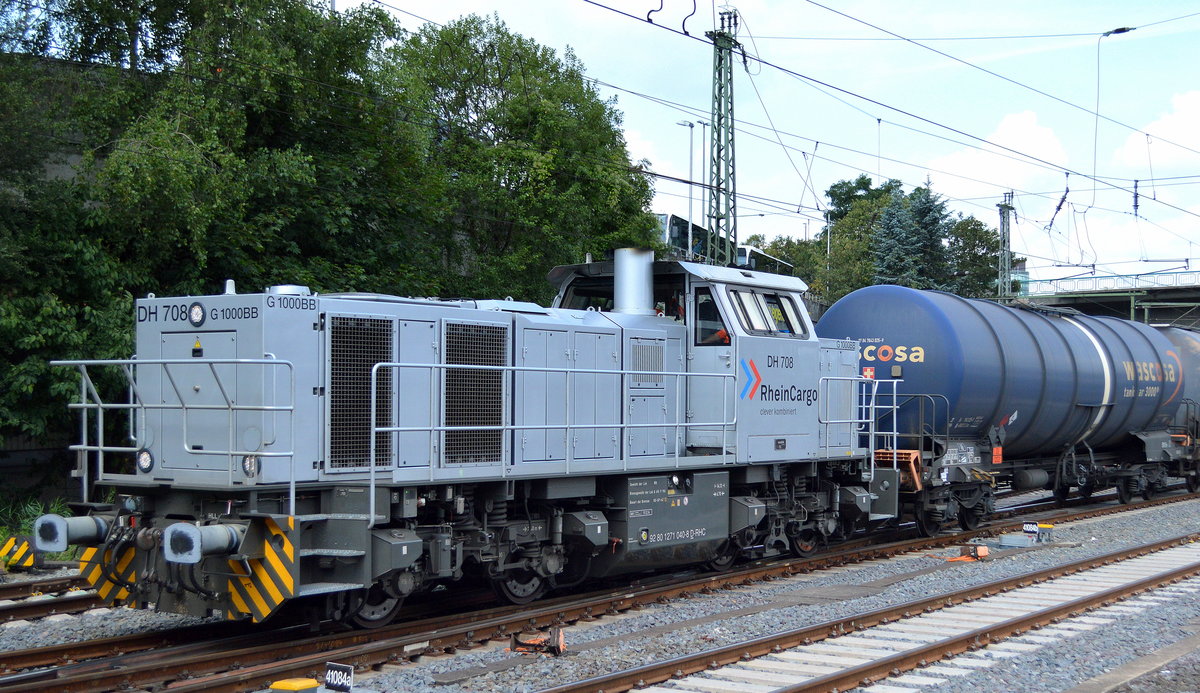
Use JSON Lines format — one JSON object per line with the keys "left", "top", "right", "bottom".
{"left": 802, "top": 0, "right": 1200, "bottom": 159}
{"left": 579, "top": 0, "right": 1200, "bottom": 224}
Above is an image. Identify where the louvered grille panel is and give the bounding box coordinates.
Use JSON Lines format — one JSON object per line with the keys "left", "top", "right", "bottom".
{"left": 444, "top": 323, "right": 507, "bottom": 464}
{"left": 329, "top": 316, "right": 393, "bottom": 468}
{"left": 632, "top": 340, "right": 664, "bottom": 385}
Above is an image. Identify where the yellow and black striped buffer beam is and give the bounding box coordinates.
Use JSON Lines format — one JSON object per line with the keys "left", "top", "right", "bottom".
{"left": 226, "top": 516, "right": 295, "bottom": 622}
{"left": 79, "top": 545, "right": 137, "bottom": 603}
{"left": 1, "top": 536, "right": 40, "bottom": 570}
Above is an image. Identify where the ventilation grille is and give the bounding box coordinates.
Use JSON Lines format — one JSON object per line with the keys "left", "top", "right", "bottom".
{"left": 444, "top": 322, "right": 507, "bottom": 464}
{"left": 329, "top": 316, "right": 393, "bottom": 468}
{"left": 631, "top": 340, "right": 665, "bottom": 385}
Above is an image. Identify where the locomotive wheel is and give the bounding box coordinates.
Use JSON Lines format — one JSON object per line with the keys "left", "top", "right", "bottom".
{"left": 957, "top": 505, "right": 981, "bottom": 531}
{"left": 347, "top": 585, "right": 404, "bottom": 629}
{"left": 706, "top": 540, "right": 738, "bottom": 571}
{"left": 789, "top": 529, "right": 820, "bottom": 558}
{"left": 1115, "top": 478, "right": 1133, "bottom": 504}
{"left": 492, "top": 569, "right": 547, "bottom": 605}
{"left": 1188, "top": 474, "right": 1199, "bottom": 494}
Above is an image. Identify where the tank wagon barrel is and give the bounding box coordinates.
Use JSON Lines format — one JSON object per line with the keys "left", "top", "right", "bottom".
{"left": 816, "top": 285, "right": 1200, "bottom": 530}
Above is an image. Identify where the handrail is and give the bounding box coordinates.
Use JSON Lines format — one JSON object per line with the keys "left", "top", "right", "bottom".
{"left": 817, "top": 376, "right": 901, "bottom": 483}
{"left": 52, "top": 358, "right": 298, "bottom": 514}
{"left": 367, "top": 362, "right": 737, "bottom": 529}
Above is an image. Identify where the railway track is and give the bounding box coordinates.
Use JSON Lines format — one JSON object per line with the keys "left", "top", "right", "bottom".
{"left": 0, "top": 575, "right": 85, "bottom": 602}
{"left": 1, "top": 490, "right": 1196, "bottom": 692}
{"left": 0, "top": 575, "right": 98, "bottom": 625}
{"left": 545, "top": 533, "right": 1200, "bottom": 693}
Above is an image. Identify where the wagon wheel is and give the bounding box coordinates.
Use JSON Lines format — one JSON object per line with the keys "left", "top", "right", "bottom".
{"left": 1077, "top": 479, "right": 1095, "bottom": 500}
{"left": 957, "top": 504, "right": 982, "bottom": 532}
{"left": 346, "top": 584, "right": 404, "bottom": 629}
{"left": 492, "top": 569, "right": 548, "bottom": 605}
{"left": 1141, "top": 479, "right": 1154, "bottom": 502}
{"left": 1188, "top": 473, "right": 1199, "bottom": 494}
{"left": 1052, "top": 481, "right": 1071, "bottom": 507}
{"left": 912, "top": 504, "right": 941, "bottom": 537}
{"left": 1115, "top": 477, "right": 1133, "bottom": 505}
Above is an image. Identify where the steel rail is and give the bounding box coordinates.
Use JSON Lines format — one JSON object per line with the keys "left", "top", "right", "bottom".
{"left": 538, "top": 532, "right": 1200, "bottom": 693}
{"left": 0, "top": 592, "right": 102, "bottom": 624}
{"left": 0, "top": 575, "right": 86, "bottom": 602}
{"left": 4, "top": 490, "right": 1197, "bottom": 692}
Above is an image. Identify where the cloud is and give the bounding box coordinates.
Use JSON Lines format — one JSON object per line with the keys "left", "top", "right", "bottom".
{"left": 923, "top": 110, "right": 1068, "bottom": 202}
{"left": 1113, "top": 91, "right": 1200, "bottom": 169}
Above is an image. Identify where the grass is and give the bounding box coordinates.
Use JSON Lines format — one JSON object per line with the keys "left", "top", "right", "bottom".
{"left": 1, "top": 494, "right": 76, "bottom": 566}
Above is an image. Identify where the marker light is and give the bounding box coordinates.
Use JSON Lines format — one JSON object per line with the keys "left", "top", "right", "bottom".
{"left": 241, "top": 455, "right": 260, "bottom": 478}
{"left": 188, "top": 302, "right": 206, "bottom": 327}
{"left": 136, "top": 449, "right": 154, "bottom": 473}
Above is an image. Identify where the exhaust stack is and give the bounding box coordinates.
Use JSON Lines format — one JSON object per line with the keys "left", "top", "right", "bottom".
{"left": 613, "top": 248, "right": 655, "bottom": 315}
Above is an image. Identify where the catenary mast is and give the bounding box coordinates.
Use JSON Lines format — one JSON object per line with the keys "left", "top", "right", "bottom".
{"left": 706, "top": 10, "right": 740, "bottom": 266}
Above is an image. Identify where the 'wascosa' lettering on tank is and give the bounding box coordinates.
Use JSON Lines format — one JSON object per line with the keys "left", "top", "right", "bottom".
{"left": 861, "top": 344, "right": 925, "bottom": 362}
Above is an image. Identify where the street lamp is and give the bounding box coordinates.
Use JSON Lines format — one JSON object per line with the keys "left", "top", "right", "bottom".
{"left": 676, "top": 120, "right": 695, "bottom": 259}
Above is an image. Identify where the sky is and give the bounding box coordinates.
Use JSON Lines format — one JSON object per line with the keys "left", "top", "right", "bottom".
{"left": 352, "top": 0, "right": 1200, "bottom": 284}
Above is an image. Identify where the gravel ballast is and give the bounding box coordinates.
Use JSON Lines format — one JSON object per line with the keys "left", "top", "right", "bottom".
{"left": 4, "top": 499, "right": 1200, "bottom": 692}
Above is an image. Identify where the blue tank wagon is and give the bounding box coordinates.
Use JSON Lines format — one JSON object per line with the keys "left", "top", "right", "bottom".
{"left": 817, "top": 285, "right": 1200, "bottom": 532}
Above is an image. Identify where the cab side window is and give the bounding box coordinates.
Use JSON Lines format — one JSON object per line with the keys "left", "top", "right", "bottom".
{"left": 694, "top": 288, "right": 729, "bottom": 346}
{"left": 730, "top": 290, "right": 808, "bottom": 338}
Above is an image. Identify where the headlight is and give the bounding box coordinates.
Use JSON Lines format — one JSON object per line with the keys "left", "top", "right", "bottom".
{"left": 241, "top": 455, "right": 259, "bottom": 477}
{"left": 136, "top": 449, "right": 154, "bottom": 473}
{"left": 188, "top": 302, "right": 206, "bottom": 327}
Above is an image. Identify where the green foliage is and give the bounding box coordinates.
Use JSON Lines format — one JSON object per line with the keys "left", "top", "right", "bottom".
{"left": 823, "top": 174, "right": 902, "bottom": 226}
{"left": 0, "top": 2, "right": 662, "bottom": 449}
{"left": 872, "top": 193, "right": 922, "bottom": 286}
{"left": 947, "top": 215, "right": 1011, "bottom": 298}
{"left": 757, "top": 178, "right": 1004, "bottom": 304}
{"left": 0, "top": 494, "right": 70, "bottom": 539}
{"left": 395, "top": 14, "right": 657, "bottom": 301}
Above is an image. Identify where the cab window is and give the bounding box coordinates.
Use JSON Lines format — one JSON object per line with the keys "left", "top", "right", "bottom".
{"left": 695, "top": 287, "right": 729, "bottom": 346}
{"left": 730, "top": 290, "right": 808, "bottom": 338}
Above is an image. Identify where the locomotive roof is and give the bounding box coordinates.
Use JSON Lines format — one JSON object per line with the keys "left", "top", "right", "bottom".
{"left": 547, "top": 259, "right": 809, "bottom": 293}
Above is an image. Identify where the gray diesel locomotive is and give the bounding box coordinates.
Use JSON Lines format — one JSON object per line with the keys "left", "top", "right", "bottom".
{"left": 35, "top": 250, "right": 901, "bottom": 626}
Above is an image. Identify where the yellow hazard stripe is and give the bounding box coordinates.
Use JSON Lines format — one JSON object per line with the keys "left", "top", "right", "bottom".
{"left": 266, "top": 518, "right": 294, "bottom": 561}
{"left": 228, "top": 577, "right": 252, "bottom": 616}
{"left": 1, "top": 537, "right": 14, "bottom": 555}
{"left": 115, "top": 547, "right": 135, "bottom": 574}
{"left": 11, "top": 543, "right": 32, "bottom": 567}
{"left": 229, "top": 560, "right": 271, "bottom": 621}
{"left": 263, "top": 542, "right": 294, "bottom": 595}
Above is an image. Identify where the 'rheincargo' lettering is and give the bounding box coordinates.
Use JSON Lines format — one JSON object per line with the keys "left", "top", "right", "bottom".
{"left": 759, "top": 384, "right": 819, "bottom": 405}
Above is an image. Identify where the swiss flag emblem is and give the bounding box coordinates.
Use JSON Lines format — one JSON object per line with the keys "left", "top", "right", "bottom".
{"left": 862, "top": 367, "right": 875, "bottom": 379}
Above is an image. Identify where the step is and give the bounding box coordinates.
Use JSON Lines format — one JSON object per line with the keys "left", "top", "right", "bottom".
{"left": 298, "top": 548, "right": 366, "bottom": 558}
{"left": 296, "top": 582, "right": 365, "bottom": 597}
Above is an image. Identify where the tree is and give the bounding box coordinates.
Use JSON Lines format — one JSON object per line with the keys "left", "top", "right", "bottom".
{"left": 818, "top": 194, "right": 888, "bottom": 301}
{"left": 906, "top": 185, "right": 951, "bottom": 288}
{"left": 0, "top": 3, "right": 662, "bottom": 447}
{"left": 823, "top": 174, "right": 902, "bottom": 226}
{"left": 394, "top": 14, "right": 658, "bottom": 301}
{"left": 872, "top": 193, "right": 921, "bottom": 287}
{"left": 947, "top": 215, "right": 1006, "bottom": 298}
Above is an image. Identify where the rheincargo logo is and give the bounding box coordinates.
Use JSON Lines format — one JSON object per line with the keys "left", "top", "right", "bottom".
{"left": 740, "top": 359, "right": 819, "bottom": 405}
{"left": 740, "top": 359, "right": 762, "bottom": 399}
